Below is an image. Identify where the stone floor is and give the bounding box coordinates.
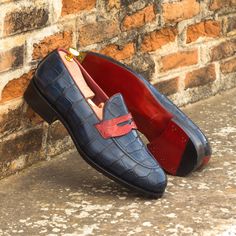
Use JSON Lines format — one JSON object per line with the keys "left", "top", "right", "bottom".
{"left": 0, "top": 88, "right": 235, "bottom": 236}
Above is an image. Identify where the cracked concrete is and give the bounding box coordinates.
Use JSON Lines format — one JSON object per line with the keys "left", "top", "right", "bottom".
{"left": 0, "top": 88, "right": 235, "bottom": 236}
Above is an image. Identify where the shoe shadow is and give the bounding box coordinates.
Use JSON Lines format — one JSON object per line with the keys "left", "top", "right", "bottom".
{"left": 34, "top": 154, "right": 140, "bottom": 199}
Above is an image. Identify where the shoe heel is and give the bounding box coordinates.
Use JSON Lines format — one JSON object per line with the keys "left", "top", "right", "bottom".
{"left": 24, "top": 79, "right": 58, "bottom": 124}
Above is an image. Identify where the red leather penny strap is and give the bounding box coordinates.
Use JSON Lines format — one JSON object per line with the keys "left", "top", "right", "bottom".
{"left": 95, "top": 113, "right": 137, "bottom": 138}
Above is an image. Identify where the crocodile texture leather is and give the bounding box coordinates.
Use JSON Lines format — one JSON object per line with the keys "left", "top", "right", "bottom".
{"left": 34, "top": 50, "right": 167, "bottom": 194}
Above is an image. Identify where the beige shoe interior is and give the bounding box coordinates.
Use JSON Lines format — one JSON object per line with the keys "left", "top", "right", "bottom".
{"left": 59, "top": 50, "right": 107, "bottom": 120}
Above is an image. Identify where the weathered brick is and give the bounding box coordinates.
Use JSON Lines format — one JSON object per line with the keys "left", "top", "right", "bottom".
{"left": 226, "top": 16, "right": 236, "bottom": 34}
{"left": 78, "top": 20, "right": 120, "bottom": 47}
{"left": 33, "top": 31, "right": 73, "bottom": 60}
{"left": 61, "top": 0, "right": 96, "bottom": 16}
{"left": 122, "top": 5, "right": 156, "bottom": 31}
{"left": 0, "top": 128, "right": 44, "bottom": 163}
{"left": 154, "top": 77, "right": 179, "bottom": 96}
{"left": 0, "top": 105, "right": 23, "bottom": 136}
{"left": 48, "top": 121, "right": 68, "bottom": 141}
{"left": 24, "top": 107, "right": 43, "bottom": 125}
{"left": 107, "top": 0, "right": 121, "bottom": 10}
{"left": 210, "top": 0, "right": 223, "bottom": 10}
{"left": 0, "top": 70, "right": 34, "bottom": 104}
{"left": 162, "top": 0, "right": 200, "bottom": 23}
{"left": 0, "top": 46, "right": 24, "bottom": 73}
{"left": 210, "top": 0, "right": 236, "bottom": 11}
{"left": 160, "top": 50, "right": 198, "bottom": 72}
{"left": 141, "top": 27, "right": 177, "bottom": 52}
{"left": 47, "top": 121, "right": 73, "bottom": 157}
{"left": 0, "top": 0, "right": 13, "bottom": 3}
{"left": 99, "top": 43, "right": 135, "bottom": 60}
{"left": 185, "top": 64, "right": 216, "bottom": 89}
{"left": 4, "top": 7, "right": 49, "bottom": 36}
{"left": 187, "top": 20, "right": 221, "bottom": 43}
{"left": 221, "top": 57, "right": 236, "bottom": 74}
{"left": 211, "top": 39, "right": 236, "bottom": 61}
{"left": 210, "top": 0, "right": 222, "bottom": 10}
{"left": 120, "top": 0, "right": 138, "bottom": 7}
{"left": 127, "top": 53, "right": 155, "bottom": 79}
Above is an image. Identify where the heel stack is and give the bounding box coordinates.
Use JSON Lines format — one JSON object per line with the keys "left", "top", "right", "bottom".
{"left": 24, "top": 79, "right": 58, "bottom": 124}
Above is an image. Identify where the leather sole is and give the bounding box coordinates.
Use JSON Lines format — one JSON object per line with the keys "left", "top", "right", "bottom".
{"left": 24, "top": 79, "right": 164, "bottom": 198}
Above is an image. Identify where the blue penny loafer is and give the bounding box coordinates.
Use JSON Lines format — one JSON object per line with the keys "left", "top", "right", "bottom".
{"left": 24, "top": 48, "right": 167, "bottom": 198}
{"left": 80, "top": 51, "right": 212, "bottom": 177}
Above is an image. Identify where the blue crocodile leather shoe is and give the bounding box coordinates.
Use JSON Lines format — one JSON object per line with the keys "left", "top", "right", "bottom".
{"left": 80, "top": 51, "right": 212, "bottom": 177}
{"left": 24, "top": 48, "right": 167, "bottom": 198}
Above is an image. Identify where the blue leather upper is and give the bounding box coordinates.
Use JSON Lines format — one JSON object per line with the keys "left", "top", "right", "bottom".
{"left": 34, "top": 50, "right": 167, "bottom": 193}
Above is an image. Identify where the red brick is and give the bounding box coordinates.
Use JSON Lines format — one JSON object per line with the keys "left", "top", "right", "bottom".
{"left": 154, "top": 77, "right": 179, "bottom": 96}
{"left": 211, "top": 39, "right": 236, "bottom": 61}
{"left": 221, "top": 57, "right": 236, "bottom": 74}
{"left": 122, "top": 5, "right": 156, "bottom": 31}
{"left": 141, "top": 27, "right": 177, "bottom": 52}
{"left": 99, "top": 43, "right": 135, "bottom": 60}
{"left": 185, "top": 64, "right": 216, "bottom": 89}
{"left": 162, "top": 0, "right": 200, "bottom": 23}
{"left": 160, "top": 50, "right": 198, "bottom": 72}
{"left": 61, "top": 0, "right": 96, "bottom": 16}
{"left": 0, "top": 46, "right": 24, "bottom": 73}
{"left": 187, "top": 20, "right": 221, "bottom": 43}
{"left": 33, "top": 31, "right": 73, "bottom": 60}
{"left": 0, "top": 70, "right": 34, "bottom": 104}
{"left": 210, "top": 0, "right": 236, "bottom": 11}
{"left": 4, "top": 7, "right": 49, "bottom": 36}
{"left": 78, "top": 20, "right": 120, "bottom": 47}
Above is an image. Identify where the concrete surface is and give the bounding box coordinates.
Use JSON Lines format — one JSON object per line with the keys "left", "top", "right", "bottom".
{"left": 0, "top": 88, "right": 236, "bottom": 236}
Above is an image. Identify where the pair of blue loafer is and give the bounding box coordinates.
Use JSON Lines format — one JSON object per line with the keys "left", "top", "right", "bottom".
{"left": 24, "top": 48, "right": 211, "bottom": 198}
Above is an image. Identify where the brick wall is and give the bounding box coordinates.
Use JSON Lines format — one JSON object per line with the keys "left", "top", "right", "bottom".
{"left": 0, "top": 0, "right": 236, "bottom": 177}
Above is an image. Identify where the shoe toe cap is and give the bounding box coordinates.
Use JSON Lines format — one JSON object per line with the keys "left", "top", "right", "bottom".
{"left": 145, "top": 168, "right": 167, "bottom": 194}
